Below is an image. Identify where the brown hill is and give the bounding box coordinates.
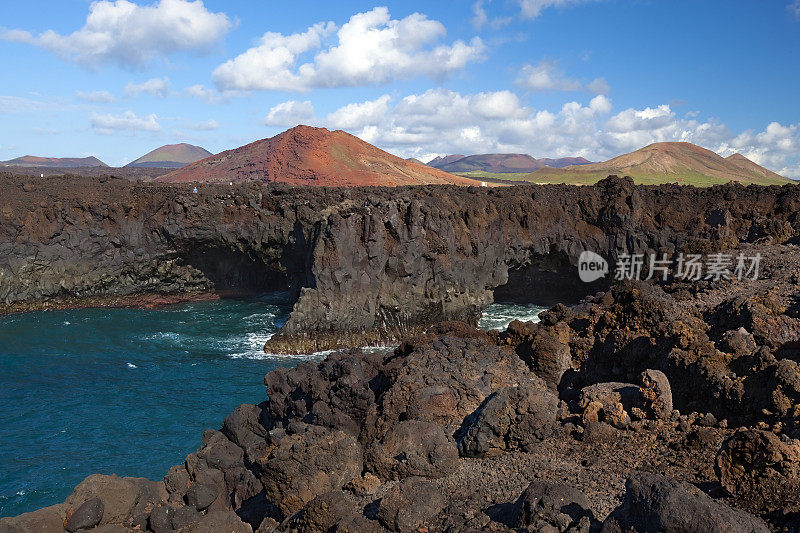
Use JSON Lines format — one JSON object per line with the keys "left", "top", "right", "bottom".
{"left": 428, "top": 153, "right": 593, "bottom": 173}
{"left": 3, "top": 155, "right": 107, "bottom": 168}
{"left": 127, "top": 143, "right": 212, "bottom": 168}
{"left": 434, "top": 153, "right": 542, "bottom": 173}
{"left": 538, "top": 156, "right": 592, "bottom": 168}
{"left": 724, "top": 153, "right": 784, "bottom": 180}
{"left": 526, "top": 142, "right": 790, "bottom": 186}
{"left": 427, "top": 154, "right": 466, "bottom": 167}
{"left": 157, "top": 126, "right": 481, "bottom": 187}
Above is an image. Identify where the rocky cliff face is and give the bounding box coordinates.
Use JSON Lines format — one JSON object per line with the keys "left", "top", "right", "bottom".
{"left": 2, "top": 173, "right": 799, "bottom": 353}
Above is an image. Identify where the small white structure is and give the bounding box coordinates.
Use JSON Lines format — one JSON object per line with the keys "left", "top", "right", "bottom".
{"left": 481, "top": 181, "right": 487, "bottom": 187}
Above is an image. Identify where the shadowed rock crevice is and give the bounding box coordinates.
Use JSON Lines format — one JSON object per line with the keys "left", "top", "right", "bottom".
{"left": 492, "top": 251, "right": 606, "bottom": 307}
{"left": 181, "top": 246, "right": 295, "bottom": 297}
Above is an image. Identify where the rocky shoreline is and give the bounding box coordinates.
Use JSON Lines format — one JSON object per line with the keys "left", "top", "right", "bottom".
{"left": 0, "top": 290, "right": 221, "bottom": 316}
{"left": 5, "top": 174, "right": 800, "bottom": 531}
{"left": 3, "top": 173, "right": 800, "bottom": 354}
{"left": 4, "top": 241, "right": 800, "bottom": 532}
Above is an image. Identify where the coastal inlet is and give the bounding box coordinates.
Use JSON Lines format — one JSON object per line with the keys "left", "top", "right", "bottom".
{"left": 0, "top": 296, "right": 541, "bottom": 518}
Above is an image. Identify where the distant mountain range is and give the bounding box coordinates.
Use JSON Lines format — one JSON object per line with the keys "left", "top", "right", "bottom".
{"left": 2, "top": 155, "right": 107, "bottom": 168}
{"left": 526, "top": 142, "right": 790, "bottom": 186}
{"left": 427, "top": 153, "right": 593, "bottom": 173}
{"left": 4, "top": 133, "right": 790, "bottom": 188}
{"left": 157, "top": 125, "right": 482, "bottom": 187}
{"left": 126, "top": 143, "right": 212, "bottom": 168}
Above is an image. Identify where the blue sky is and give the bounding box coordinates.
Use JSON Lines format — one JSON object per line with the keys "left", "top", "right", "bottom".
{"left": 1, "top": 0, "right": 799, "bottom": 176}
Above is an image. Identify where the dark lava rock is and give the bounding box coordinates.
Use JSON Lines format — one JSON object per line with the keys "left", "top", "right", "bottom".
{"left": 579, "top": 382, "right": 641, "bottom": 429}
{"left": 344, "top": 473, "right": 382, "bottom": 497}
{"left": 457, "top": 379, "right": 558, "bottom": 457}
{"left": 180, "top": 509, "right": 252, "bottom": 532}
{"left": 164, "top": 464, "right": 190, "bottom": 496}
{"left": 65, "top": 498, "right": 104, "bottom": 532}
{"left": 366, "top": 419, "right": 459, "bottom": 481}
{"left": 377, "top": 477, "right": 446, "bottom": 533}
{"left": 256, "top": 422, "right": 363, "bottom": 519}
{"left": 520, "top": 328, "right": 573, "bottom": 387}
{"left": 171, "top": 505, "right": 203, "bottom": 530}
{"left": 720, "top": 328, "right": 757, "bottom": 356}
{"left": 64, "top": 474, "right": 164, "bottom": 526}
{"left": 335, "top": 513, "right": 388, "bottom": 533}
{"left": 264, "top": 350, "right": 384, "bottom": 437}
{"left": 715, "top": 429, "right": 800, "bottom": 514}
{"left": 602, "top": 472, "right": 769, "bottom": 532}
{"left": 639, "top": 369, "right": 673, "bottom": 420}
{"left": 373, "top": 336, "right": 532, "bottom": 438}
{"left": 186, "top": 482, "right": 218, "bottom": 511}
{"left": 581, "top": 421, "right": 618, "bottom": 444}
{"left": 283, "top": 491, "right": 358, "bottom": 532}
{"left": 147, "top": 503, "right": 173, "bottom": 533}
{"left": 514, "top": 481, "right": 596, "bottom": 532}
{"left": 180, "top": 429, "right": 260, "bottom": 515}
{"left": 91, "top": 525, "right": 130, "bottom": 533}
{"left": 496, "top": 320, "right": 573, "bottom": 387}
{"left": 222, "top": 403, "right": 273, "bottom": 463}
{"left": 0, "top": 504, "right": 67, "bottom": 533}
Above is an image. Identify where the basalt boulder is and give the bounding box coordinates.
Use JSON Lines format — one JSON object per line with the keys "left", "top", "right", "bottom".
{"left": 64, "top": 474, "right": 166, "bottom": 527}
{"left": 366, "top": 419, "right": 459, "bottom": 481}
{"left": 602, "top": 472, "right": 769, "bottom": 533}
{"left": 715, "top": 429, "right": 800, "bottom": 514}
{"left": 264, "top": 349, "right": 385, "bottom": 437}
{"left": 456, "top": 379, "right": 559, "bottom": 457}
{"left": 256, "top": 422, "right": 363, "bottom": 520}
{"left": 281, "top": 491, "right": 361, "bottom": 533}
{"left": 372, "top": 335, "right": 532, "bottom": 438}
{"left": 376, "top": 477, "right": 447, "bottom": 533}
{"left": 497, "top": 320, "right": 573, "bottom": 387}
{"left": 0, "top": 505, "right": 68, "bottom": 533}
{"left": 514, "top": 481, "right": 596, "bottom": 533}
{"left": 65, "top": 498, "right": 104, "bottom": 532}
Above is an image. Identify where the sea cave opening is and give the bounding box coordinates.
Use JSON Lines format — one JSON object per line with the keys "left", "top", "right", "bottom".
{"left": 183, "top": 246, "right": 299, "bottom": 300}
{"left": 480, "top": 252, "right": 608, "bottom": 331}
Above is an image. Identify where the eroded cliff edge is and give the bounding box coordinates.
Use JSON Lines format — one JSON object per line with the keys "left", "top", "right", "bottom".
{"left": 1, "top": 173, "right": 798, "bottom": 353}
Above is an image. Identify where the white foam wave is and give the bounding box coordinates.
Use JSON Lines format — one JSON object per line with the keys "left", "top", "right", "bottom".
{"left": 478, "top": 303, "right": 548, "bottom": 331}
{"left": 126, "top": 363, "right": 137, "bottom": 368}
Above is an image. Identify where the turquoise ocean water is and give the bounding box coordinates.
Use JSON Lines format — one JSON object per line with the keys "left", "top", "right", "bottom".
{"left": 0, "top": 295, "right": 544, "bottom": 517}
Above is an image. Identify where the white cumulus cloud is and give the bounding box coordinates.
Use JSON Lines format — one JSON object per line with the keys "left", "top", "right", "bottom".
{"left": 586, "top": 77, "right": 611, "bottom": 95}
{"left": 0, "top": 95, "right": 55, "bottom": 113}
{"left": 124, "top": 77, "right": 171, "bottom": 98}
{"left": 91, "top": 110, "right": 160, "bottom": 134}
{"left": 472, "top": 0, "right": 512, "bottom": 29}
{"left": 789, "top": 1, "right": 800, "bottom": 17}
{"left": 2, "top": 0, "right": 232, "bottom": 68}
{"left": 187, "top": 119, "right": 219, "bottom": 131}
{"left": 517, "top": 0, "right": 602, "bottom": 19}
{"left": 263, "top": 101, "right": 317, "bottom": 127}
{"left": 518, "top": 61, "right": 608, "bottom": 94}
{"left": 214, "top": 7, "right": 485, "bottom": 92}
{"left": 184, "top": 84, "right": 226, "bottom": 104}
{"left": 76, "top": 90, "right": 116, "bottom": 103}
{"left": 262, "top": 89, "right": 800, "bottom": 178}
{"left": 518, "top": 61, "right": 582, "bottom": 92}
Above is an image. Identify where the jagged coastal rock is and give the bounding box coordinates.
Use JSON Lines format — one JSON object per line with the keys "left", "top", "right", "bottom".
{"left": 5, "top": 263, "right": 800, "bottom": 530}
{"left": 6, "top": 172, "right": 800, "bottom": 530}
{"left": 3, "top": 174, "right": 800, "bottom": 354}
